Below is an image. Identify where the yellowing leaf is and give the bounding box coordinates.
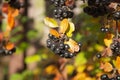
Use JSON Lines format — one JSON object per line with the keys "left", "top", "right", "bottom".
{"left": 5, "top": 42, "right": 15, "bottom": 50}
{"left": 115, "top": 56, "right": 120, "bottom": 70}
{"left": 59, "top": 19, "right": 69, "bottom": 34}
{"left": 77, "top": 65, "right": 86, "bottom": 73}
{"left": 8, "top": 12, "right": 15, "bottom": 30}
{"left": 100, "top": 62, "right": 113, "bottom": 72}
{"left": 104, "top": 62, "right": 113, "bottom": 72}
{"left": 94, "top": 44, "right": 104, "bottom": 52}
{"left": 104, "top": 33, "right": 114, "bottom": 47}
{"left": 25, "top": 55, "right": 41, "bottom": 64}
{"left": 66, "top": 22, "right": 75, "bottom": 37}
{"left": 64, "top": 38, "right": 80, "bottom": 53}
{"left": 65, "top": 65, "right": 74, "bottom": 75}
{"left": 45, "top": 65, "right": 58, "bottom": 74}
{"left": 50, "top": 29, "right": 60, "bottom": 38}
{"left": 8, "top": 6, "right": 19, "bottom": 17}
{"left": 44, "top": 17, "right": 58, "bottom": 28}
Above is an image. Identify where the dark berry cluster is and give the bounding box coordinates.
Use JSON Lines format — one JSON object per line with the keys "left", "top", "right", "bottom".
{"left": 8, "top": 0, "right": 24, "bottom": 9}
{"left": 54, "top": 7, "right": 73, "bottom": 20}
{"left": 84, "top": 0, "right": 113, "bottom": 17}
{"left": 0, "top": 47, "right": 16, "bottom": 56}
{"left": 46, "top": 33, "right": 81, "bottom": 58}
{"left": 50, "top": 0, "right": 74, "bottom": 20}
{"left": 112, "top": 11, "right": 120, "bottom": 20}
{"left": 110, "top": 40, "right": 120, "bottom": 55}
{"left": 51, "top": 0, "right": 66, "bottom": 7}
{"left": 0, "top": 40, "right": 16, "bottom": 56}
{"left": 101, "top": 27, "right": 110, "bottom": 32}
{"left": 100, "top": 74, "right": 120, "bottom": 80}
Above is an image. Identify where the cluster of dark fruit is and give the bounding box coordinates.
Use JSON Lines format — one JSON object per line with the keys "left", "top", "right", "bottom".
{"left": 0, "top": 47, "right": 16, "bottom": 56}
{"left": 54, "top": 7, "right": 74, "bottom": 20}
{"left": 51, "top": 0, "right": 66, "bottom": 7}
{"left": 110, "top": 40, "right": 120, "bottom": 55}
{"left": 7, "top": 0, "right": 24, "bottom": 9}
{"left": 50, "top": 0, "right": 74, "bottom": 20}
{"left": 112, "top": 11, "right": 120, "bottom": 20}
{"left": 46, "top": 33, "right": 81, "bottom": 58}
{"left": 84, "top": 0, "right": 113, "bottom": 17}
{"left": 100, "top": 74, "right": 120, "bottom": 80}
{"left": 100, "top": 27, "right": 110, "bottom": 32}
{"left": 0, "top": 41, "right": 16, "bottom": 56}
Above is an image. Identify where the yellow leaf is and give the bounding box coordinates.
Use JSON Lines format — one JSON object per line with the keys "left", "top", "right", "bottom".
{"left": 45, "top": 65, "right": 58, "bottom": 74}
{"left": 44, "top": 17, "right": 58, "bottom": 28}
{"left": 50, "top": 29, "right": 60, "bottom": 38}
{"left": 115, "top": 56, "right": 120, "bottom": 70}
{"left": 104, "top": 33, "right": 114, "bottom": 47}
{"left": 65, "top": 65, "right": 74, "bottom": 75}
{"left": 66, "top": 22, "right": 75, "bottom": 37}
{"left": 77, "top": 65, "right": 86, "bottom": 73}
{"left": 59, "top": 19, "right": 69, "bottom": 34}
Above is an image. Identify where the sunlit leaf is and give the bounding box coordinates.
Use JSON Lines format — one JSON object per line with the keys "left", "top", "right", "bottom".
{"left": 104, "top": 33, "right": 114, "bottom": 47}
{"left": 59, "top": 19, "right": 69, "bottom": 34}
{"left": 65, "top": 65, "right": 75, "bottom": 75}
{"left": 74, "top": 52, "right": 87, "bottom": 66}
{"left": 5, "top": 42, "right": 15, "bottom": 50}
{"left": 94, "top": 44, "right": 104, "bottom": 52}
{"left": 7, "top": 12, "right": 15, "bottom": 30}
{"left": 50, "top": 29, "right": 60, "bottom": 38}
{"left": 25, "top": 55, "right": 41, "bottom": 64}
{"left": 45, "top": 65, "right": 58, "bottom": 74}
{"left": 76, "top": 65, "right": 86, "bottom": 73}
{"left": 115, "top": 56, "right": 120, "bottom": 71}
{"left": 66, "top": 22, "right": 75, "bottom": 37}
{"left": 100, "top": 62, "right": 113, "bottom": 72}
{"left": 10, "top": 74, "right": 23, "bottom": 80}
{"left": 44, "top": 17, "right": 58, "bottom": 28}
{"left": 64, "top": 38, "right": 80, "bottom": 53}
{"left": 8, "top": 6, "right": 19, "bottom": 17}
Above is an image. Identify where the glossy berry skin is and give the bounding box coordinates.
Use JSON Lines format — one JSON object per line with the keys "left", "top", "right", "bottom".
{"left": 96, "top": 53, "right": 101, "bottom": 59}
{"left": 113, "top": 11, "right": 120, "bottom": 20}
{"left": 64, "top": 44, "right": 70, "bottom": 50}
{"left": 110, "top": 78, "right": 116, "bottom": 80}
{"left": 110, "top": 40, "right": 120, "bottom": 55}
{"left": 116, "top": 75, "right": 120, "bottom": 80}
{"left": 59, "top": 43, "right": 64, "bottom": 49}
{"left": 100, "top": 74, "right": 109, "bottom": 80}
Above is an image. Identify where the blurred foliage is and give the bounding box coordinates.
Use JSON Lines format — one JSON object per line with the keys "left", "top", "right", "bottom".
{"left": 0, "top": 0, "right": 108, "bottom": 80}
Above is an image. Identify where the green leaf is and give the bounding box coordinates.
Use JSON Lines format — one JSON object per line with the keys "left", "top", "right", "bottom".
{"left": 44, "top": 17, "right": 58, "bottom": 28}
{"left": 10, "top": 74, "right": 23, "bottom": 80}
{"left": 27, "top": 30, "right": 37, "bottom": 40}
{"left": 25, "top": 55, "right": 41, "bottom": 64}
{"left": 74, "top": 52, "right": 87, "bottom": 66}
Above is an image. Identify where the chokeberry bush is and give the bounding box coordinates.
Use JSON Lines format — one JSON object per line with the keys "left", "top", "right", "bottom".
{"left": 0, "top": 0, "right": 120, "bottom": 80}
